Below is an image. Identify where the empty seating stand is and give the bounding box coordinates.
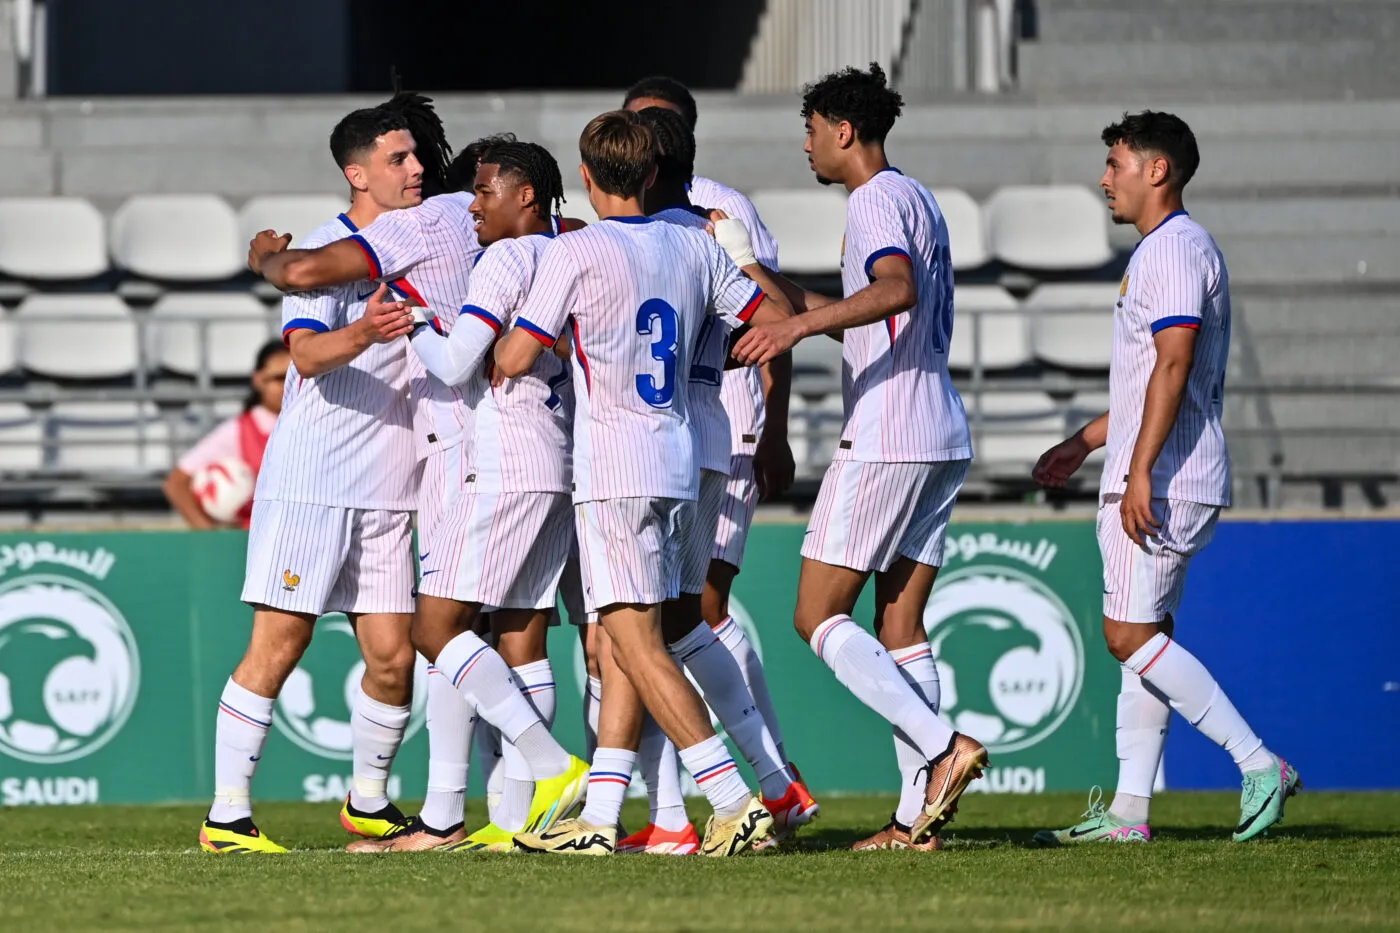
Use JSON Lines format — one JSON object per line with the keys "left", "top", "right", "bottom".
{"left": 110, "top": 195, "right": 244, "bottom": 282}
{"left": 0, "top": 198, "right": 109, "bottom": 281}
{"left": 238, "top": 195, "right": 350, "bottom": 249}
{"left": 1027, "top": 283, "right": 1119, "bottom": 369}
{"left": 150, "top": 293, "right": 274, "bottom": 378}
{"left": 16, "top": 295, "right": 138, "bottom": 381}
{"left": 748, "top": 189, "right": 847, "bottom": 274}
{"left": 986, "top": 185, "right": 1113, "bottom": 271}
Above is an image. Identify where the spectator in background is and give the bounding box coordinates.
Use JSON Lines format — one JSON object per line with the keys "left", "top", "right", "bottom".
{"left": 163, "top": 340, "right": 289, "bottom": 529}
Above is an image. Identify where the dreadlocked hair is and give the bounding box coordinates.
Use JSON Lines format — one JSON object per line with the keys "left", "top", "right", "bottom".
{"left": 379, "top": 89, "right": 453, "bottom": 197}
{"left": 635, "top": 106, "right": 695, "bottom": 185}
{"left": 446, "top": 133, "right": 517, "bottom": 193}
{"left": 800, "top": 62, "right": 904, "bottom": 144}
{"left": 478, "top": 139, "right": 566, "bottom": 221}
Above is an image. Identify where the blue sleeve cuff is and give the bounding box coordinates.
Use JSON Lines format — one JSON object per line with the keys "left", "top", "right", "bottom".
{"left": 516, "top": 317, "right": 558, "bottom": 346}
{"left": 282, "top": 318, "right": 331, "bottom": 345}
{"left": 348, "top": 234, "right": 382, "bottom": 279}
{"left": 1151, "top": 315, "right": 1202, "bottom": 333}
{"left": 864, "top": 246, "right": 912, "bottom": 281}
{"left": 462, "top": 304, "right": 504, "bottom": 334}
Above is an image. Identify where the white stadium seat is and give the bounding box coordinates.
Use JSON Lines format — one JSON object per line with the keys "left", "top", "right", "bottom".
{"left": 0, "top": 403, "right": 43, "bottom": 471}
{"left": 238, "top": 195, "right": 350, "bottom": 249}
{"left": 965, "top": 391, "right": 1067, "bottom": 467}
{"left": 49, "top": 401, "right": 171, "bottom": 472}
{"left": 0, "top": 198, "right": 109, "bottom": 280}
{"left": 1027, "top": 283, "right": 1120, "bottom": 369}
{"left": 110, "top": 195, "right": 243, "bottom": 281}
{"left": 150, "top": 293, "right": 274, "bottom": 377}
{"left": 16, "top": 294, "right": 138, "bottom": 380}
{"left": 0, "top": 311, "right": 15, "bottom": 376}
{"left": 748, "top": 189, "right": 847, "bottom": 274}
{"left": 949, "top": 286, "right": 1030, "bottom": 370}
{"left": 985, "top": 185, "right": 1113, "bottom": 270}
{"left": 931, "top": 188, "right": 989, "bottom": 270}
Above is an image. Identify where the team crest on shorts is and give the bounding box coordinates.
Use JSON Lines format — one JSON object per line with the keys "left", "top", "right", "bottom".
{"left": 282, "top": 569, "right": 301, "bottom": 591}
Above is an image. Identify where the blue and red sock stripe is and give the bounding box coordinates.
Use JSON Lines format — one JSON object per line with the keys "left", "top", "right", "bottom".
{"left": 219, "top": 701, "right": 271, "bottom": 728}
{"left": 451, "top": 645, "right": 492, "bottom": 687}
{"left": 692, "top": 759, "right": 739, "bottom": 783}
{"left": 588, "top": 770, "right": 633, "bottom": 786}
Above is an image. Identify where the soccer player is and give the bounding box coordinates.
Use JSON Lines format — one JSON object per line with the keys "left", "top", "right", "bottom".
{"left": 498, "top": 111, "right": 788, "bottom": 857}
{"left": 252, "top": 120, "right": 590, "bottom": 845}
{"left": 200, "top": 99, "right": 429, "bottom": 854}
{"left": 353, "top": 138, "right": 578, "bottom": 852}
{"left": 731, "top": 63, "right": 985, "bottom": 849}
{"left": 1031, "top": 111, "right": 1298, "bottom": 845}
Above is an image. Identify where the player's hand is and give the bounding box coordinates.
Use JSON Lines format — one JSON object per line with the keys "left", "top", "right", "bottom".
{"left": 731, "top": 317, "right": 803, "bottom": 366}
{"left": 753, "top": 429, "right": 795, "bottom": 502}
{"left": 361, "top": 283, "right": 414, "bottom": 344}
{"left": 712, "top": 217, "right": 758, "bottom": 268}
{"left": 1032, "top": 435, "right": 1090, "bottom": 488}
{"left": 1120, "top": 473, "right": 1161, "bottom": 548}
{"left": 248, "top": 229, "right": 292, "bottom": 275}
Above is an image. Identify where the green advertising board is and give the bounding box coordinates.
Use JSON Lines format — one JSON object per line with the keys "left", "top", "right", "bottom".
{"left": 0, "top": 522, "right": 1117, "bottom": 807}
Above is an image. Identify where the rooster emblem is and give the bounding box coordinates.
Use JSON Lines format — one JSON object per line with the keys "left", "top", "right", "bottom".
{"left": 282, "top": 570, "right": 301, "bottom": 591}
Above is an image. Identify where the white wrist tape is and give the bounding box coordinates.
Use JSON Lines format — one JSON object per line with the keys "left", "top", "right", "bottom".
{"left": 713, "top": 218, "right": 758, "bottom": 268}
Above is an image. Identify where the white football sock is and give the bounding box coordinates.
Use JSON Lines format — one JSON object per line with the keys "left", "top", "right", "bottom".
{"left": 436, "top": 630, "right": 569, "bottom": 779}
{"left": 679, "top": 735, "right": 750, "bottom": 820}
{"left": 580, "top": 747, "right": 636, "bottom": 827}
{"left": 1111, "top": 668, "right": 1170, "bottom": 825}
{"left": 714, "top": 615, "right": 787, "bottom": 761}
{"left": 670, "top": 623, "right": 791, "bottom": 799}
{"left": 476, "top": 725, "right": 505, "bottom": 823}
{"left": 210, "top": 678, "right": 274, "bottom": 823}
{"left": 1126, "top": 633, "right": 1276, "bottom": 776}
{"left": 810, "top": 615, "right": 955, "bottom": 761}
{"left": 420, "top": 665, "right": 473, "bottom": 831}
{"left": 889, "top": 643, "right": 939, "bottom": 828}
{"left": 638, "top": 714, "right": 689, "bottom": 832}
{"left": 349, "top": 683, "right": 410, "bottom": 812}
{"left": 496, "top": 660, "right": 560, "bottom": 832}
{"left": 583, "top": 674, "right": 603, "bottom": 760}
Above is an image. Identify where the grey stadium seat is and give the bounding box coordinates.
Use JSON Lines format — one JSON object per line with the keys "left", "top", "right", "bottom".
{"left": 1027, "top": 283, "right": 1119, "bottom": 369}
{"left": 0, "top": 198, "right": 109, "bottom": 280}
{"left": 0, "top": 403, "right": 43, "bottom": 471}
{"left": 950, "top": 286, "right": 1030, "bottom": 370}
{"left": 748, "top": 190, "right": 847, "bottom": 275}
{"left": 0, "top": 311, "right": 15, "bottom": 376}
{"left": 965, "top": 391, "right": 1067, "bottom": 468}
{"left": 986, "top": 185, "right": 1113, "bottom": 271}
{"left": 48, "top": 401, "right": 172, "bottom": 472}
{"left": 110, "top": 195, "right": 243, "bottom": 281}
{"left": 16, "top": 294, "right": 138, "bottom": 380}
{"left": 150, "top": 293, "right": 274, "bottom": 377}
{"left": 239, "top": 195, "right": 350, "bottom": 249}
{"left": 931, "top": 188, "right": 989, "bottom": 270}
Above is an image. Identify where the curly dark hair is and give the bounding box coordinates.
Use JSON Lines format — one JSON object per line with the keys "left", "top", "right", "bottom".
{"left": 622, "top": 75, "right": 698, "bottom": 130}
{"left": 478, "top": 138, "right": 567, "bottom": 221}
{"left": 635, "top": 106, "right": 695, "bottom": 185}
{"left": 800, "top": 62, "right": 903, "bottom": 144}
{"left": 1101, "top": 111, "right": 1200, "bottom": 191}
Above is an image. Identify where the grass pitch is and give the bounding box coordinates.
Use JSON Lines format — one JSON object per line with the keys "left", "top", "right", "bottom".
{"left": 2, "top": 792, "right": 1397, "bottom": 932}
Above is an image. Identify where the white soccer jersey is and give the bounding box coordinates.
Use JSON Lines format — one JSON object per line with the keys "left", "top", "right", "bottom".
{"left": 838, "top": 168, "right": 971, "bottom": 463}
{"left": 1102, "top": 211, "right": 1232, "bottom": 507}
{"left": 654, "top": 204, "right": 732, "bottom": 474}
{"left": 409, "top": 231, "right": 572, "bottom": 493}
{"left": 255, "top": 213, "right": 416, "bottom": 510}
{"left": 351, "top": 191, "right": 481, "bottom": 460}
{"left": 514, "top": 216, "right": 764, "bottom": 502}
{"left": 690, "top": 175, "right": 779, "bottom": 457}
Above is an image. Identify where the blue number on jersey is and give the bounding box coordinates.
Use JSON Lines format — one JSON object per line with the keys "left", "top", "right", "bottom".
{"left": 689, "top": 315, "right": 724, "bottom": 386}
{"left": 635, "top": 298, "right": 680, "bottom": 408}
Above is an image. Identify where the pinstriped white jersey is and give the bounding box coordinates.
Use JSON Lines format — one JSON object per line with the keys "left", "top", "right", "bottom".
{"left": 1103, "top": 212, "right": 1232, "bottom": 506}
{"left": 515, "top": 216, "right": 764, "bottom": 502}
{"left": 838, "top": 168, "right": 971, "bottom": 463}
{"left": 690, "top": 175, "right": 779, "bottom": 457}
{"left": 654, "top": 204, "right": 731, "bottom": 473}
{"left": 257, "top": 214, "right": 417, "bottom": 510}
{"left": 352, "top": 192, "right": 481, "bottom": 460}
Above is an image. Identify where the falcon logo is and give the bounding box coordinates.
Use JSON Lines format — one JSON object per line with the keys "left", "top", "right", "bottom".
{"left": 282, "top": 570, "right": 301, "bottom": 591}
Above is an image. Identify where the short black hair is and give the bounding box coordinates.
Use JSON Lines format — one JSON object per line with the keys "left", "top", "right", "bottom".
{"left": 800, "top": 62, "right": 903, "bottom": 144}
{"left": 478, "top": 139, "right": 566, "bottom": 222}
{"left": 446, "top": 133, "right": 517, "bottom": 193}
{"left": 1101, "top": 111, "right": 1200, "bottom": 191}
{"left": 622, "top": 75, "right": 698, "bottom": 131}
{"left": 635, "top": 106, "right": 695, "bottom": 185}
{"left": 329, "top": 107, "right": 410, "bottom": 170}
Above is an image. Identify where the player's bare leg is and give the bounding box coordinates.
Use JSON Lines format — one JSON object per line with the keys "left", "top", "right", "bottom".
{"left": 579, "top": 622, "right": 603, "bottom": 757}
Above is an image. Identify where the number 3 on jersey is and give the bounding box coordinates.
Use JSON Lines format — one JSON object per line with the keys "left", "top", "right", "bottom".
{"left": 635, "top": 298, "right": 679, "bottom": 408}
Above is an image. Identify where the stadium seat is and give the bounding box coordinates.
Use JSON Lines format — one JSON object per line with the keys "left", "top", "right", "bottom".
{"left": 0, "top": 198, "right": 109, "bottom": 280}
{"left": 985, "top": 185, "right": 1113, "bottom": 270}
{"left": 150, "top": 293, "right": 275, "bottom": 377}
{"left": 791, "top": 336, "right": 844, "bottom": 397}
{"left": 748, "top": 190, "right": 847, "bottom": 274}
{"left": 789, "top": 393, "right": 844, "bottom": 477}
{"left": 110, "top": 195, "right": 243, "bottom": 281}
{"left": 949, "top": 286, "right": 1031, "bottom": 370}
{"left": 16, "top": 294, "right": 138, "bottom": 380}
{"left": 238, "top": 195, "right": 350, "bottom": 249}
{"left": 48, "top": 401, "right": 172, "bottom": 472}
{"left": 0, "top": 402, "right": 43, "bottom": 471}
{"left": 0, "top": 311, "right": 16, "bottom": 377}
{"left": 1027, "top": 283, "right": 1119, "bottom": 369}
{"left": 965, "top": 391, "right": 1067, "bottom": 468}
{"left": 931, "top": 188, "right": 989, "bottom": 270}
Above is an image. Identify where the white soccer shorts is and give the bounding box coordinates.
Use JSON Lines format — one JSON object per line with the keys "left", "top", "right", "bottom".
{"left": 1098, "top": 494, "right": 1220, "bottom": 624}
{"left": 712, "top": 455, "right": 758, "bottom": 572}
{"left": 801, "top": 459, "right": 969, "bottom": 573}
{"left": 415, "top": 441, "right": 463, "bottom": 560}
{"left": 680, "top": 469, "right": 727, "bottom": 594}
{"left": 418, "top": 490, "right": 573, "bottom": 610}
{"left": 575, "top": 497, "right": 692, "bottom": 613}
{"left": 242, "top": 499, "right": 416, "bottom": 615}
{"left": 558, "top": 547, "right": 596, "bottom": 625}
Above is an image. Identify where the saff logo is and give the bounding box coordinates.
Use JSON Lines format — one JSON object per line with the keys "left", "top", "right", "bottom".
{"left": 0, "top": 575, "right": 140, "bottom": 764}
